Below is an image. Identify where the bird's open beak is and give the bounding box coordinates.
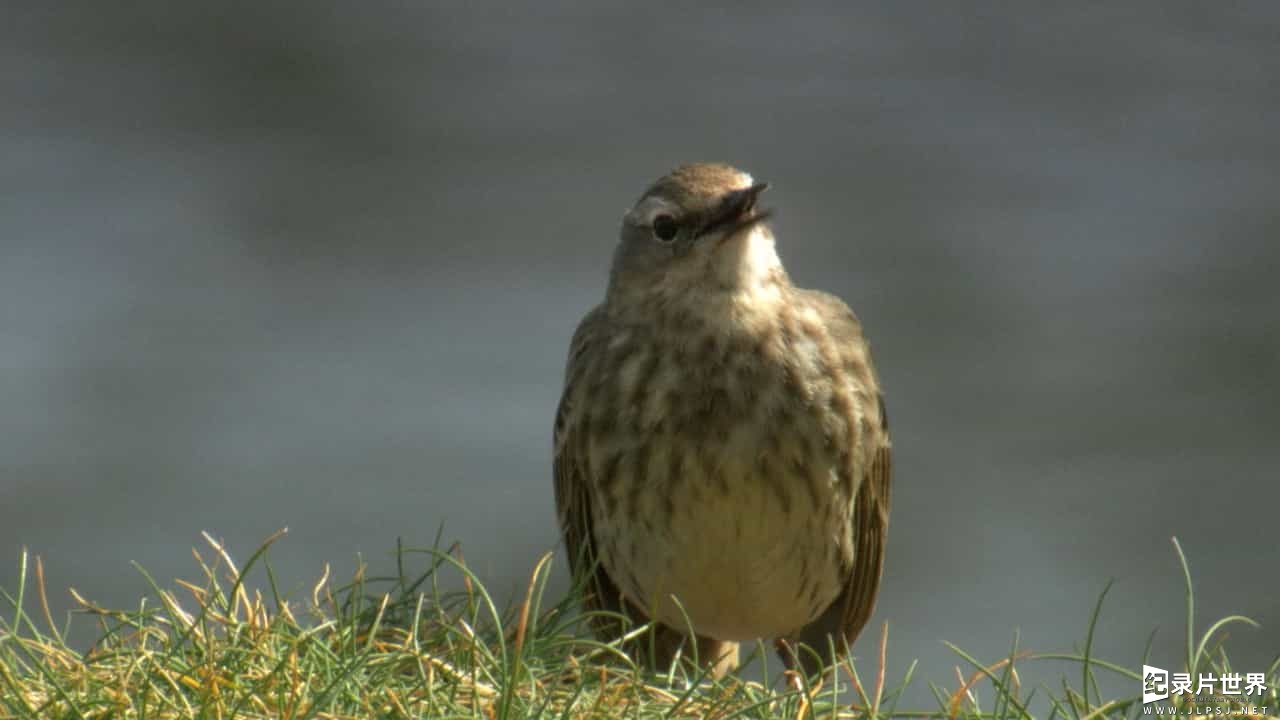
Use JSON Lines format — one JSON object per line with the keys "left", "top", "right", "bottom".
{"left": 697, "top": 182, "right": 772, "bottom": 239}
{"left": 726, "top": 182, "right": 770, "bottom": 215}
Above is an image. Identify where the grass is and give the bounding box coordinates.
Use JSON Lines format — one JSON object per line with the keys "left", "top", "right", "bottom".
{"left": 0, "top": 532, "right": 1274, "bottom": 719}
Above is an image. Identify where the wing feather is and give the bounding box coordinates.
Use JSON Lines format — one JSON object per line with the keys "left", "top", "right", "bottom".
{"left": 788, "top": 289, "right": 892, "bottom": 670}
{"left": 553, "top": 307, "right": 627, "bottom": 637}
{"left": 841, "top": 442, "right": 891, "bottom": 644}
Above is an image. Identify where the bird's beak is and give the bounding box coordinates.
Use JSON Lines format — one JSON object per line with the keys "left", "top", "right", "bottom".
{"left": 725, "top": 182, "right": 770, "bottom": 216}
{"left": 698, "top": 182, "right": 772, "bottom": 239}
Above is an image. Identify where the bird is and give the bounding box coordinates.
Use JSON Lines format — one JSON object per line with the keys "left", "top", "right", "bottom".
{"left": 553, "top": 162, "right": 891, "bottom": 678}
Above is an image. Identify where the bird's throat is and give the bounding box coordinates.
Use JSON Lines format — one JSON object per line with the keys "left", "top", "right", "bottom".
{"left": 711, "top": 224, "right": 787, "bottom": 298}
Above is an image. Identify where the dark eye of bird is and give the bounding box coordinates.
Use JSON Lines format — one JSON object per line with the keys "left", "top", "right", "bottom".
{"left": 652, "top": 214, "right": 678, "bottom": 242}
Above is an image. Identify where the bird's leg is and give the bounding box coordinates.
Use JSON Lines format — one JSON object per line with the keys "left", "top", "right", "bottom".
{"left": 775, "top": 635, "right": 839, "bottom": 682}
{"left": 619, "top": 598, "right": 739, "bottom": 677}
{"left": 696, "top": 635, "right": 741, "bottom": 678}
{"left": 642, "top": 623, "right": 738, "bottom": 678}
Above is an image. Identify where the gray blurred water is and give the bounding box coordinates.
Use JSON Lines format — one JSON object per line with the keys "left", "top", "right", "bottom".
{"left": 2, "top": 1, "right": 1277, "bottom": 705}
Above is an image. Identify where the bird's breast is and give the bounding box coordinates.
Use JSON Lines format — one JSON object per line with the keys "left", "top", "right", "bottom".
{"left": 583, "top": 317, "right": 866, "bottom": 640}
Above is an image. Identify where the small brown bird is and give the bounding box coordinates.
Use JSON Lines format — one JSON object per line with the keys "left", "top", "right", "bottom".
{"left": 553, "top": 163, "right": 891, "bottom": 677}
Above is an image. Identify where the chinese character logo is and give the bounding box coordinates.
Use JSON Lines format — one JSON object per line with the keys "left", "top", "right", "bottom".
{"left": 1143, "top": 665, "right": 1170, "bottom": 704}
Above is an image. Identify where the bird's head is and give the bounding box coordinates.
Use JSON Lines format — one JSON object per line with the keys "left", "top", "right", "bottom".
{"left": 609, "top": 163, "right": 782, "bottom": 304}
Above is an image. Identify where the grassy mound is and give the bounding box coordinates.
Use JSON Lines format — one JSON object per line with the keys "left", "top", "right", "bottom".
{"left": 1, "top": 532, "right": 1273, "bottom": 719}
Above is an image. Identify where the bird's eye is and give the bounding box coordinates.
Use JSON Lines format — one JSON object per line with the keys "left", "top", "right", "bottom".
{"left": 652, "top": 214, "right": 678, "bottom": 242}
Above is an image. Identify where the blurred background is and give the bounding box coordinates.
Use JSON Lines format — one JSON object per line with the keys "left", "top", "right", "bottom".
{"left": 2, "top": 1, "right": 1277, "bottom": 705}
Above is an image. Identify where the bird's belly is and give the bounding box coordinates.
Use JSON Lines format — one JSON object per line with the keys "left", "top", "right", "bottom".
{"left": 593, "top": 452, "right": 848, "bottom": 641}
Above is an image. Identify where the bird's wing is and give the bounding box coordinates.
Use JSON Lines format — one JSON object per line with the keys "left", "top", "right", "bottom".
{"left": 790, "top": 289, "right": 892, "bottom": 662}
{"left": 840, "top": 441, "right": 891, "bottom": 646}
{"left": 553, "top": 306, "right": 627, "bottom": 637}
